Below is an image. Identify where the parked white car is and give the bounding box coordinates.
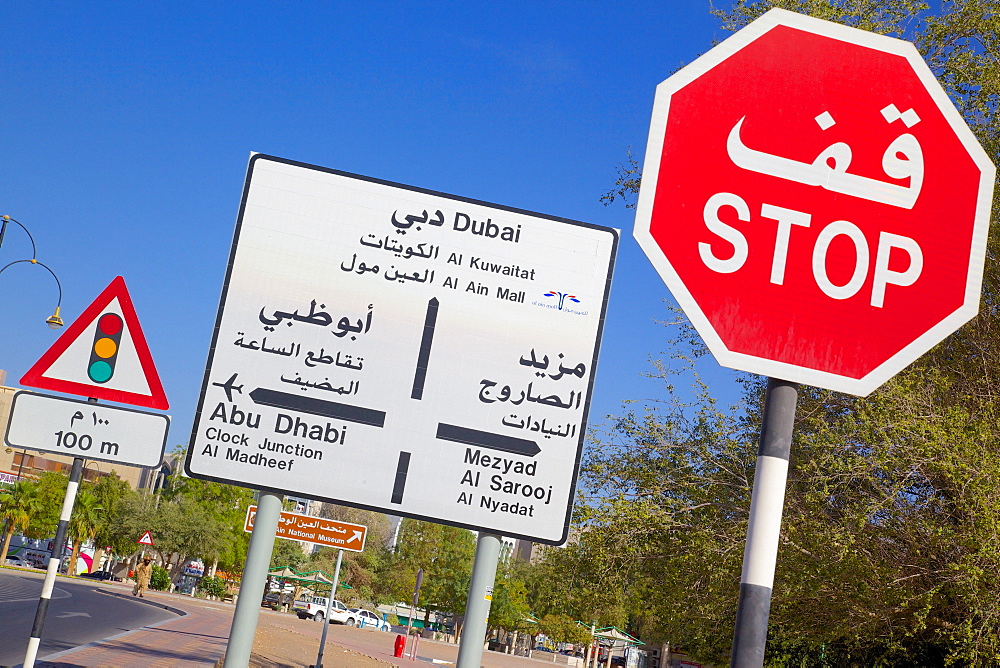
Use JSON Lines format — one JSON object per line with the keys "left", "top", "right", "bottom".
{"left": 5, "top": 556, "right": 30, "bottom": 568}
{"left": 349, "top": 608, "right": 392, "bottom": 631}
{"left": 292, "top": 596, "right": 352, "bottom": 624}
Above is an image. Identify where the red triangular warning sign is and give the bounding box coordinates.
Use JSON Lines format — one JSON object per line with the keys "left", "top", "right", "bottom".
{"left": 20, "top": 276, "right": 169, "bottom": 409}
{"left": 137, "top": 530, "right": 155, "bottom": 546}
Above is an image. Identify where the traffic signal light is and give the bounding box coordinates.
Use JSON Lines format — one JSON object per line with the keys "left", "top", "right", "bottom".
{"left": 88, "top": 313, "right": 123, "bottom": 383}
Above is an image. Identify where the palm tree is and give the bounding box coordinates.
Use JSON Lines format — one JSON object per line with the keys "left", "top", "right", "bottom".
{"left": 88, "top": 474, "right": 131, "bottom": 572}
{"left": 0, "top": 480, "right": 40, "bottom": 563}
{"left": 67, "top": 491, "right": 102, "bottom": 575}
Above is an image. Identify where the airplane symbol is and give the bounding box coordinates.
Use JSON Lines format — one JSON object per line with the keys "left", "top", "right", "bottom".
{"left": 213, "top": 373, "right": 243, "bottom": 402}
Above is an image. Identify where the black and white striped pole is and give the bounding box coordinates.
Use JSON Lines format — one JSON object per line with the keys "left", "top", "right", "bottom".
{"left": 730, "top": 378, "right": 798, "bottom": 668}
{"left": 23, "top": 455, "right": 84, "bottom": 668}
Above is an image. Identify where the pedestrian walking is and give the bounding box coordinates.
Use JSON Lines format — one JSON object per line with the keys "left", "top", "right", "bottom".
{"left": 133, "top": 557, "right": 153, "bottom": 597}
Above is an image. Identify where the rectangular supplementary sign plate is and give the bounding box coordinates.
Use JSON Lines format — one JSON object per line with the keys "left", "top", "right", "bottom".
{"left": 244, "top": 505, "right": 367, "bottom": 552}
{"left": 185, "top": 154, "right": 618, "bottom": 544}
{"left": 5, "top": 391, "right": 170, "bottom": 468}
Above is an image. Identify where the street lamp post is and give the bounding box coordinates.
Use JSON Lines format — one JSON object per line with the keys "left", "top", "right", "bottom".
{"left": 1, "top": 215, "right": 72, "bottom": 668}
{"left": 0, "top": 215, "right": 64, "bottom": 329}
{"left": 3, "top": 446, "right": 28, "bottom": 481}
{"left": 0, "top": 216, "right": 64, "bottom": 486}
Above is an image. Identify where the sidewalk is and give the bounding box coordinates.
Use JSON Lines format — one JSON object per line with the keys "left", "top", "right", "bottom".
{"left": 37, "top": 588, "right": 230, "bottom": 667}
{"left": 31, "top": 587, "right": 390, "bottom": 667}
{"left": 252, "top": 613, "right": 572, "bottom": 668}
{"left": 33, "top": 585, "right": 567, "bottom": 667}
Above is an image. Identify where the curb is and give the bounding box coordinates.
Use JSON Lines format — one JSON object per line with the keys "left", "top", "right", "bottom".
{"left": 25, "top": 594, "right": 186, "bottom": 668}
{"left": 95, "top": 587, "right": 189, "bottom": 617}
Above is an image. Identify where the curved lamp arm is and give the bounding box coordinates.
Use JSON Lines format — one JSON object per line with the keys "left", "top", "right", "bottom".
{"left": 0, "top": 258, "right": 64, "bottom": 328}
{"left": 0, "top": 216, "right": 38, "bottom": 258}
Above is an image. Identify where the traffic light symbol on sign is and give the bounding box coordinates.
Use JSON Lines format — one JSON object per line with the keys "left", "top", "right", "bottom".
{"left": 88, "top": 313, "right": 123, "bottom": 383}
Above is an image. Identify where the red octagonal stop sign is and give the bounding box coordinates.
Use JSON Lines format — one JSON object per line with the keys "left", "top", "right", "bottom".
{"left": 634, "top": 9, "right": 994, "bottom": 396}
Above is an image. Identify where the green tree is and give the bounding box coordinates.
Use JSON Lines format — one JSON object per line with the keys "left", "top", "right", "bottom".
{"left": 152, "top": 494, "right": 229, "bottom": 579}
{"left": 88, "top": 474, "right": 131, "bottom": 571}
{"left": 67, "top": 490, "right": 102, "bottom": 575}
{"left": 576, "top": 362, "right": 758, "bottom": 662}
{"left": 537, "top": 614, "right": 592, "bottom": 646}
{"left": 270, "top": 536, "right": 309, "bottom": 571}
{"left": 0, "top": 480, "right": 39, "bottom": 563}
{"left": 160, "top": 455, "right": 255, "bottom": 576}
{"left": 391, "top": 519, "right": 476, "bottom": 628}
{"left": 592, "top": 2, "right": 1000, "bottom": 664}
{"left": 487, "top": 558, "right": 533, "bottom": 640}
{"left": 522, "top": 539, "right": 631, "bottom": 631}
{"left": 101, "top": 489, "right": 158, "bottom": 557}
{"left": 26, "top": 472, "right": 68, "bottom": 540}
{"left": 309, "top": 504, "right": 394, "bottom": 605}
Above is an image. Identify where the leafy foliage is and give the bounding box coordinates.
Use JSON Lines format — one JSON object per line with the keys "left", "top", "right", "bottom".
{"left": 589, "top": 1, "right": 1000, "bottom": 664}
{"left": 198, "top": 575, "right": 227, "bottom": 599}
{"left": 389, "top": 519, "right": 476, "bottom": 621}
{"left": 270, "top": 535, "right": 309, "bottom": 571}
{"left": 27, "top": 472, "right": 69, "bottom": 539}
{"left": 488, "top": 559, "right": 533, "bottom": 633}
{"left": 149, "top": 564, "right": 171, "bottom": 591}
{"left": 309, "top": 504, "right": 393, "bottom": 605}
{"left": 67, "top": 490, "right": 102, "bottom": 575}
{"left": 537, "top": 614, "right": 592, "bottom": 646}
{"left": 0, "top": 480, "right": 39, "bottom": 563}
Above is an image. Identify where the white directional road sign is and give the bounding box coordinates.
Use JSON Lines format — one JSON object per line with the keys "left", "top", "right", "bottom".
{"left": 5, "top": 391, "right": 169, "bottom": 468}
{"left": 185, "top": 154, "right": 617, "bottom": 544}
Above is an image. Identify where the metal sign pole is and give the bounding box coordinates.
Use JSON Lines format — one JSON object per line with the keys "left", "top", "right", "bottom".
{"left": 405, "top": 567, "right": 423, "bottom": 660}
{"left": 315, "top": 548, "right": 343, "bottom": 668}
{"left": 456, "top": 532, "right": 501, "bottom": 668}
{"left": 224, "top": 490, "right": 283, "bottom": 668}
{"left": 23, "top": 456, "right": 83, "bottom": 668}
{"left": 730, "top": 378, "right": 798, "bottom": 667}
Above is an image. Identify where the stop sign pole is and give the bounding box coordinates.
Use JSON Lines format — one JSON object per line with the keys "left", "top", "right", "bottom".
{"left": 633, "top": 9, "right": 994, "bottom": 667}
{"left": 732, "top": 378, "right": 796, "bottom": 666}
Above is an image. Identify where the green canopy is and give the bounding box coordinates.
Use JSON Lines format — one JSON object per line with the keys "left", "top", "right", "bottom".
{"left": 266, "top": 566, "right": 350, "bottom": 590}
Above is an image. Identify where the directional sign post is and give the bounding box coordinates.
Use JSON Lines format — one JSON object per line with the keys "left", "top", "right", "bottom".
{"left": 16, "top": 276, "right": 169, "bottom": 668}
{"left": 244, "top": 506, "right": 365, "bottom": 668}
{"left": 187, "top": 154, "right": 616, "bottom": 667}
{"left": 20, "top": 276, "right": 169, "bottom": 409}
{"left": 185, "top": 154, "right": 617, "bottom": 542}
{"left": 633, "top": 10, "right": 994, "bottom": 667}
{"left": 244, "top": 505, "right": 367, "bottom": 551}
{"left": 5, "top": 392, "right": 169, "bottom": 467}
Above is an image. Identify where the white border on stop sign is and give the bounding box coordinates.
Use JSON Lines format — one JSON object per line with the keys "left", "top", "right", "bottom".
{"left": 632, "top": 8, "right": 995, "bottom": 397}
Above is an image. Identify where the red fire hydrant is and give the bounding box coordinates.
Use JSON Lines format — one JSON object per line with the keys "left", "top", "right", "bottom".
{"left": 393, "top": 634, "right": 406, "bottom": 658}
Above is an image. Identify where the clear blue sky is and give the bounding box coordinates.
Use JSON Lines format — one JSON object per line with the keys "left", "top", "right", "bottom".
{"left": 0, "top": 2, "right": 744, "bottom": 454}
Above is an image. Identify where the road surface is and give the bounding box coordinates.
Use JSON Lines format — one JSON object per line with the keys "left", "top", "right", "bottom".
{"left": 0, "top": 569, "right": 177, "bottom": 666}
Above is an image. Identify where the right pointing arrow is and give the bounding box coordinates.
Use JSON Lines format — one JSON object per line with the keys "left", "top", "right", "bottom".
{"left": 348, "top": 530, "right": 364, "bottom": 544}
{"left": 436, "top": 423, "right": 541, "bottom": 457}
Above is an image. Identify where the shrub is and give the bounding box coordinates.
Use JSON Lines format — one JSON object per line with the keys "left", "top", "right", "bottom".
{"left": 149, "top": 565, "right": 171, "bottom": 591}
{"left": 198, "top": 575, "right": 227, "bottom": 599}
